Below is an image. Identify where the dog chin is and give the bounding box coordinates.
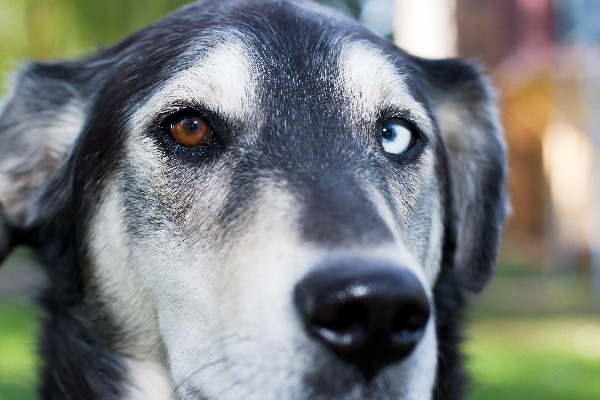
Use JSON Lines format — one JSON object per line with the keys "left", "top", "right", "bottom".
{"left": 176, "top": 368, "right": 430, "bottom": 400}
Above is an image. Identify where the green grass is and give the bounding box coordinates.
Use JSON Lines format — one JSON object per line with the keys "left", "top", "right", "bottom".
{"left": 0, "top": 301, "right": 39, "bottom": 400}
{"left": 466, "top": 317, "right": 600, "bottom": 400}
{"left": 465, "top": 265, "right": 600, "bottom": 400}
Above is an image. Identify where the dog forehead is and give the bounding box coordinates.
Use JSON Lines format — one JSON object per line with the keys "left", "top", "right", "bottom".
{"left": 124, "top": 0, "right": 434, "bottom": 143}
{"left": 128, "top": 44, "right": 422, "bottom": 131}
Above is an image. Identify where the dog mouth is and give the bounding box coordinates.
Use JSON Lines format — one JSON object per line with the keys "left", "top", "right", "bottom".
{"left": 179, "top": 374, "right": 406, "bottom": 400}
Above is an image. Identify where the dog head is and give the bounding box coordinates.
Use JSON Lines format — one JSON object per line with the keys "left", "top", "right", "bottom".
{"left": 0, "top": 0, "right": 506, "bottom": 399}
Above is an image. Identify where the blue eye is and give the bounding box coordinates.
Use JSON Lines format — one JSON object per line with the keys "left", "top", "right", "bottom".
{"left": 381, "top": 119, "right": 416, "bottom": 155}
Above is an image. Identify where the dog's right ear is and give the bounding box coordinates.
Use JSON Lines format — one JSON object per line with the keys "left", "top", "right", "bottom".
{"left": 0, "top": 62, "right": 87, "bottom": 262}
{"left": 414, "top": 57, "right": 507, "bottom": 293}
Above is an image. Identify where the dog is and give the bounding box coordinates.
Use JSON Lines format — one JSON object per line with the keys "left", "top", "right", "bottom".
{"left": 0, "top": 0, "right": 507, "bottom": 399}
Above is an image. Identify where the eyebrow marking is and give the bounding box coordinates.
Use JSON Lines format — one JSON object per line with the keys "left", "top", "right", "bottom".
{"left": 127, "top": 34, "right": 258, "bottom": 135}
{"left": 337, "top": 41, "right": 433, "bottom": 132}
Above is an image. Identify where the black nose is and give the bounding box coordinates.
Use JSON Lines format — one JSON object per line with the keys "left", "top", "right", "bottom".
{"left": 293, "top": 261, "right": 431, "bottom": 380}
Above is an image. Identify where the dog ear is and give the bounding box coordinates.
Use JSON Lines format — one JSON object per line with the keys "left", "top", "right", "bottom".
{"left": 0, "top": 61, "right": 87, "bottom": 263}
{"left": 417, "top": 58, "right": 507, "bottom": 293}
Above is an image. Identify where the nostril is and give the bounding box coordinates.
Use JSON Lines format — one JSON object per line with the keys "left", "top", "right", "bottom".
{"left": 294, "top": 262, "right": 431, "bottom": 379}
{"left": 312, "top": 301, "right": 370, "bottom": 348}
{"left": 390, "top": 303, "right": 430, "bottom": 348}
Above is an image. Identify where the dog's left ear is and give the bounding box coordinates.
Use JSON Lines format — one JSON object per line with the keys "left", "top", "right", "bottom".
{"left": 416, "top": 58, "right": 508, "bottom": 293}
{"left": 0, "top": 61, "right": 87, "bottom": 262}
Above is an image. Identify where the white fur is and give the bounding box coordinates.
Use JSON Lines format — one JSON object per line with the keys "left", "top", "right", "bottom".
{"left": 392, "top": 321, "right": 438, "bottom": 399}
{"left": 125, "top": 359, "right": 173, "bottom": 400}
{"left": 88, "top": 183, "right": 163, "bottom": 358}
{"left": 338, "top": 41, "right": 433, "bottom": 132}
{"left": 160, "top": 182, "right": 438, "bottom": 400}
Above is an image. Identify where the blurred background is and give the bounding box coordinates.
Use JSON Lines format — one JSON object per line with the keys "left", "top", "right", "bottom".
{"left": 1, "top": 0, "right": 599, "bottom": 399}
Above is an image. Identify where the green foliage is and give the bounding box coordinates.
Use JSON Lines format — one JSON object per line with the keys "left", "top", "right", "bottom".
{"left": 0, "top": 0, "right": 190, "bottom": 83}
{"left": 0, "top": 301, "right": 38, "bottom": 400}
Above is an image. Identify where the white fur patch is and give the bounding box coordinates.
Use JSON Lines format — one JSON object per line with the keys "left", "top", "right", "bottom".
{"left": 87, "top": 183, "right": 163, "bottom": 357}
{"left": 391, "top": 320, "right": 438, "bottom": 399}
{"left": 125, "top": 359, "right": 173, "bottom": 400}
{"left": 338, "top": 41, "right": 432, "bottom": 131}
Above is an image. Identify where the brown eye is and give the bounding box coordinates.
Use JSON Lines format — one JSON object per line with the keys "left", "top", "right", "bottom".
{"left": 169, "top": 115, "right": 212, "bottom": 147}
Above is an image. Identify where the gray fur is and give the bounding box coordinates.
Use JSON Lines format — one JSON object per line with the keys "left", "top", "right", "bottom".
{"left": 0, "top": 64, "right": 87, "bottom": 237}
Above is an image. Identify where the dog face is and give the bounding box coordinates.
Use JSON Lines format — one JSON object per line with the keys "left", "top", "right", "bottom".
{"left": 0, "top": 1, "right": 506, "bottom": 399}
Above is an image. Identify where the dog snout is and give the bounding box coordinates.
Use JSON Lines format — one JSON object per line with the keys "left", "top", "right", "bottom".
{"left": 294, "top": 261, "right": 431, "bottom": 380}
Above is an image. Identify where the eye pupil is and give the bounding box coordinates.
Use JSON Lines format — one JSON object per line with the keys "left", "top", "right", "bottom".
{"left": 382, "top": 127, "right": 393, "bottom": 140}
{"left": 187, "top": 121, "right": 198, "bottom": 131}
